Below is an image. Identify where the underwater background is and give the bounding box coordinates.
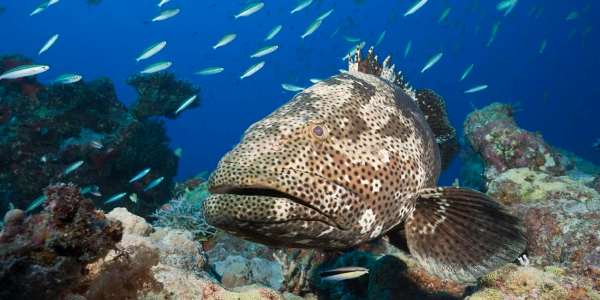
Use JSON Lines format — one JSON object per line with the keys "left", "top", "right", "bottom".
{"left": 1, "top": 0, "right": 598, "bottom": 183}
{"left": 1, "top": 0, "right": 600, "bottom": 299}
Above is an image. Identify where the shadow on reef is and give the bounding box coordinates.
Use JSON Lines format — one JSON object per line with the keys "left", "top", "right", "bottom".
{"left": 0, "top": 54, "right": 200, "bottom": 217}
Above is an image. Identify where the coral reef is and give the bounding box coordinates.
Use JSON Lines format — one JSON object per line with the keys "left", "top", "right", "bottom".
{"left": 468, "top": 264, "right": 599, "bottom": 300}
{"left": 0, "top": 54, "right": 185, "bottom": 217}
{"left": 93, "top": 207, "right": 287, "bottom": 299}
{"left": 463, "top": 102, "right": 565, "bottom": 180}
{"left": 0, "top": 183, "right": 123, "bottom": 300}
{"left": 128, "top": 72, "right": 200, "bottom": 119}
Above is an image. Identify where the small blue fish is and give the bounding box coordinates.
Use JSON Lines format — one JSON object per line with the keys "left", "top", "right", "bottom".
{"left": 104, "top": 192, "right": 127, "bottom": 204}
{"left": 143, "top": 176, "right": 164, "bottom": 192}
{"left": 129, "top": 168, "right": 151, "bottom": 183}
{"left": 63, "top": 160, "right": 84, "bottom": 175}
{"left": 26, "top": 195, "right": 47, "bottom": 213}
{"left": 80, "top": 185, "right": 101, "bottom": 197}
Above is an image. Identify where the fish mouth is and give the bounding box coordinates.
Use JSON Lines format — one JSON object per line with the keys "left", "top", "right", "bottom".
{"left": 206, "top": 183, "right": 343, "bottom": 230}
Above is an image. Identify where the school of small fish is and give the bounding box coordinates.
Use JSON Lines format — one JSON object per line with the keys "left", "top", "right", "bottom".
{"left": 5, "top": 0, "right": 591, "bottom": 233}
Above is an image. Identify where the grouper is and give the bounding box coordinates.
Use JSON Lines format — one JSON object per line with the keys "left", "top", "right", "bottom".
{"left": 203, "top": 47, "right": 526, "bottom": 283}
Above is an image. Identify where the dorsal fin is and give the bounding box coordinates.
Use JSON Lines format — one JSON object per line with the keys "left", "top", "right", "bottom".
{"left": 348, "top": 46, "right": 458, "bottom": 170}
{"left": 415, "top": 89, "right": 458, "bottom": 170}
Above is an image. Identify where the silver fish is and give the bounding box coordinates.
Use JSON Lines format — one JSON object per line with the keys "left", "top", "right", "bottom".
{"left": 0, "top": 65, "right": 50, "bottom": 80}
{"left": 420, "top": 52, "right": 443, "bottom": 73}
{"left": 281, "top": 83, "right": 305, "bottom": 92}
{"left": 264, "top": 25, "right": 283, "bottom": 41}
{"left": 26, "top": 195, "right": 47, "bottom": 213}
{"left": 63, "top": 160, "right": 84, "bottom": 175}
{"left": 136, "top": 41, "right": 167, "bottom": 62}
{"left": 250, "top": 45, "right": 278, "bottom": 58}
{"left": 143, "top": 176, "right": 165, "bottom": 192}
{"left": 290, "top": 0, "right": 313, "bottom": 14}
{"left": 105, "top": 192, "right": 127, "bottom": 204}
{"left": 320, "top": 267, "right": 369, "bottom": 281}
{"left": 129, "top": 168, "right": 151, "bottom": 183}
{"left": 196, "top": 67, "right": 225, "bottom": 76}
{"left": 213, "top": 33, "right": 236, "bottom": 49}
{"left": 38, "top": 33, "right": 59, "bottom": 55}
{"left": 140, "top": 61, "right": 172, "bottom": 74}
{"left": 460, "top": 64, "right": 474, "bottom": 81}
{"left": 152, "top": 8, "right": 180, "bottom": 22}
{"left": 301, "top": 18, "right": 323, "bottom": 39}
{"left": 464, "top": 84, "right": 488, "bottom": 94}
{"left": 240, "top": 61, "right": 265, "bottom": 79}
{"left": 404, "top": 0, "right": 429, "bottom": 17}
{"left": 174, "top": 95, "right": 198, "bottom": 114}
{"left": 234, "top": 2, "right": 264, "bottom": 19}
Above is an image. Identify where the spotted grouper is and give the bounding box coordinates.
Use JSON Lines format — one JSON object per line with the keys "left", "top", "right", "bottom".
{"left": 203, "top": 48, "right": 526, "bottom": 283}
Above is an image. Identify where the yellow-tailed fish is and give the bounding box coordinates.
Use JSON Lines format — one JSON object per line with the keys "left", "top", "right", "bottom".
{"left": 320, "top": 267, "right": 369, "bottom": 282}
{"left": 316, "top": 9, "right": 334, "bottom": 21}
{"left": 250, "top": 45, "right": 278, "bottom": 58}
{"left": 420, "top": 52, "right": 443, "bottom": 73}
{"left": 213, "top": 33, "right": 236, "bottom": 49}
{"left": 157, "top": 0, "right": 170, "bottom": 7}
{"left": 64, "top": 160, "right": 84, "bottom": 175}
{"left": 53, "top": 73, "right": 82, "bottom": 84}
{"left": 438, "top": 7, "right": 451, "bottom": 23}
{"left": 129, "top": 168, "right": 151, "bottom": 183}
{"left": 136, "top": 40, "right": 167, "bottom": 62}
{"left": 143, "top": 176, "right": 164, "bottom": 192}
{"left": 404, "top": 0, "right": 429, "bottom": 17}
{"left": 152, "top": 8, "right": 180, "bottom": 22}
{"left": 374, "top": 30, "right": 386, "bottom": 47}
{"left": 290, "top": 0, "right": 313, "bottom": 14}
{"left": 234, "top": 2, "right": 264, "bottom": 19}
{"left": 0, "top": 65, "right": 50, "bottom": 80}
{"left": 281, "top": 83, "right": 305, "bottom": 92}
{"left": 195, "top": 67, "right": 224, "bottom": 75}
{"left": 175, "top": 95, "right": 198, "bottom": 114}
{"left": 38, "top": 34, "right": 59, "bottom": 55}
{"left": 539, "top": 39, "right": 547, "bottom": 54}
{"left": 265, "top": 25, "right": 282, "bottom": 41}
{"left": 464, "top": 84, "right": 488, "bottom": 94}
{"left": 105, "top": 192, "right": 127, "bottom": 204}
{"left": 26, "top": 195, "right": 47, "bottom": 213}
{"left": 301, "top": 18, "right": 323, "bottom": 39}
{"left": 487, "top": 21, "right": 501, "bottom": 47}
{"left": 404, "top": 40, "right": 412, "bottom": 58}
{"left": 309, "top": 78, "right": 322, "bottom": 83}
{"left": 460, "top": 64, "right": 474, "bottom": 81}
{"left": 140, "top": 61, "right": 172, "bottom": 74}
{"left": 240, "top": 61, "right": 265, "bottom": 79}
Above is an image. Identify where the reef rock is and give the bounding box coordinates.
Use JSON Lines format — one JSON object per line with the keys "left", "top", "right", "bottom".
{"left": 81, "top": 207, "right": 287, "bottom": 299}
{"left": 468, "top": 264, "right": 599, "bottom": 300}
{"left": 464, "top": 103, "right": 566, "bottom": 180}
{"left": 0, "top": 54, "right": 183, "bottom": 217}
{"left": 0, "top": 183, "right": 123, "bottom": 300}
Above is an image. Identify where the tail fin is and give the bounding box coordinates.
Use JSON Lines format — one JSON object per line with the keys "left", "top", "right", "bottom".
{"left": 405, "top": 187, "right": 526, "bottom": 283}
{"left": 415, "top": 89, "right": 459, "bottom": 170}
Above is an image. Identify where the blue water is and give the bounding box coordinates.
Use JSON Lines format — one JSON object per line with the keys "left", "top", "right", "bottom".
{"left": 1, "top": 0, "right": 598, "bottom": 184}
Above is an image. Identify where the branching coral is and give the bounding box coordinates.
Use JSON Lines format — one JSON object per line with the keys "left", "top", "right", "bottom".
{"left": 151, "top": 188, "right": 216, "bottom": 241}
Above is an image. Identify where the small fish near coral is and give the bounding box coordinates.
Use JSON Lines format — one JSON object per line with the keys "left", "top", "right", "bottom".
{"left": 203, "top": 49, "right": 526, "bottom": 284}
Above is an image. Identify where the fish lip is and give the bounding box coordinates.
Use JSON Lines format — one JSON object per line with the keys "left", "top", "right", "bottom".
{"left": 208, "top": 183, "right": 343, "bottom": 230}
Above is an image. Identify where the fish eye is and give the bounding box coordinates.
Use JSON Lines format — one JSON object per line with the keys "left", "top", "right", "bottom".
{"left": 310, "top": 124, "right": 328, "bottom": 139}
